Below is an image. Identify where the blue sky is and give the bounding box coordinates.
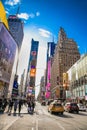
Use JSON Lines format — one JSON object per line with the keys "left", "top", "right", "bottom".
{"left": 3, "top": 0, "right": 87, "bottom": 54}
{"left": 2, "top": 0, "right": 87, "bottom": 97}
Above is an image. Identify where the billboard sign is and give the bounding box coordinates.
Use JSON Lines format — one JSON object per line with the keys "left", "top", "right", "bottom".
{"left": 13, "top": 80, "right": 18, "bottom": 89}
{"left": 0, "top": 23, "right": 17, "bottom": 84}
{"left": 30, "top": 68, "right": 36, "bottom": 77}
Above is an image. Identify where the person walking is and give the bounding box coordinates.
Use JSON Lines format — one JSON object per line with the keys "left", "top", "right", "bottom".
{"left": 0, "top": 98, "right": 3, "bottom": 113}
{"left": 27, "top": 100, "right": 31, "bottom": 113}
{"left": 13, "top": 99, "right": 18, "bottom": 116}
{"left": 27, "top": 99, "right": 35, "bottom": 114}
{"left": 8, "top": 98, "right": 14, "bottom": 115}
{"left": 3, "top": 98, "right": 8, "bottom": 112}
{"left": 18, "top": 99, "right": 23, "bottom": 116}
{"left": 31, "top": 100, "right": 35, "bottom": 112}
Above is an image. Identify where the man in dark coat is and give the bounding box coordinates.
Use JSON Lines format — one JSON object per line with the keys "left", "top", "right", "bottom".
{"left": 8, "top": 99, "right": 14, "bottom": 115}
{"left": 18, "top": 99, "right": 23, "bottom": 116}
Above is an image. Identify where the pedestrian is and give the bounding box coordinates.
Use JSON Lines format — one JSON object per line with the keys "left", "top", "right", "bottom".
{"left": 8, "top": 98, "right": 14, "bottom": 115}
{"left": 13, "top": 99, "right": 18, "bottom": 116}
{"left": 0, "top": 98, "right": 3, "bottom": 113}
{"left": 27, "top": 99, "right": 35, "bottom": 114}
{"left": 27, "top": 100, "right": 31, "bottom": 113}
{"left": 31, "top": 100, "right": 35, "bottom": 112}
{"left": 18, "top": 99, "right": 23, "bottom": 116}
{"left": 3, "top": 98, "right": 8, "bottom": 112}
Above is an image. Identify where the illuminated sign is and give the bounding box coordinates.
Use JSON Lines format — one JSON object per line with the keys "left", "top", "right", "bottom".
{"left": 30, "top": 68, "right": 36, "bottom": 77}
{"left": 63, "top": 73, "right": 69, "bottom": 90}
{"left": 13, "top": 81, "right": 18, "bottom": 89}
{"left": 31, "top": 51, "right": 36, "bottom": 56}
{"left": 31, "top": 65, "right": 35, "bottom": 69}
{"left": 47, "top": 60, "right": 51, "bottom": 80}
{"left": 9, "top": 15, "right": 17, "bottom": 19}
{"left": 0, "top": 23, "right": 17, "bottom": 83}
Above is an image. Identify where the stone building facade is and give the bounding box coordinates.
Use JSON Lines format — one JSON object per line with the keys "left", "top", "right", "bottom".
{"left": 51, "top": 27, "right": 80, "bottom": 99}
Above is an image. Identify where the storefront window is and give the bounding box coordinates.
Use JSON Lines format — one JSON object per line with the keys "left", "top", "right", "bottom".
{"left": 85, "top": 85, "right": 87, "bottom": 95}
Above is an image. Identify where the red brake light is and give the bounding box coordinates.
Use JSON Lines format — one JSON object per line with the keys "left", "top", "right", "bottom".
{"left": 68, "top": 105, "right": 71, "bottom": 108}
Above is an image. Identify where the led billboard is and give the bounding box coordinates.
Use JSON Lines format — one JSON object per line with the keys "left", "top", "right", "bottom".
{"left": 0, "top": 23, "right": 17, "bottom": 96}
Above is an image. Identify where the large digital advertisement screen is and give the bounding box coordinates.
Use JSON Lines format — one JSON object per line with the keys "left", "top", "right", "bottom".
{"left": 0, "top": 23, "right": 17, "bottom": 84}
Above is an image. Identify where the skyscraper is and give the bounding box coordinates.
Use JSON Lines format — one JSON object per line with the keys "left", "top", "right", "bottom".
{"left": 47, "top": 42, "right": 56, "bottom": 59}
{"left": 45, "top": 42, "right": 56, "bottom": 99}
{"left": 26, "top": 38, "right": 39, "bottom": 99}
{"left": 51, "top": 27, "right": 80, "bottom": 99}
{"left": 8, "top": 15, "right": 24, "bottom": 98}
{"left": 8, "top": 15, "right": 24, "bottom": 51}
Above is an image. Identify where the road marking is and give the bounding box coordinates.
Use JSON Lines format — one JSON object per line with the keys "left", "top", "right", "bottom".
{"left": 2, "top": 117, "right": 19, "bottom": 130}
{"left": 36, "top": 120, "right": 38, "bottom": 130}
{"left": 32, "top": 127, "right": 34, "bottom": 130}
{"left": 57, "top": 122, "right": 65, "bottom": 130}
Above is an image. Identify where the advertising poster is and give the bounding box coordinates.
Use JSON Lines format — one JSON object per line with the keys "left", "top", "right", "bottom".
{"left": 0, "top": 23, "right": 17, "bottom": 94}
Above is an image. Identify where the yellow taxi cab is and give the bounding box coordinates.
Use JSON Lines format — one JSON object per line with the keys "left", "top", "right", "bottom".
{"left": 48, "top": 101, "right": 64, "bottom": 115}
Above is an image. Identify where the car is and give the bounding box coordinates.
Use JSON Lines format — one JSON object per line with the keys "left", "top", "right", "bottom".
{"left": 64, "top": 102, "right": 79, "bottom": 113}
{"left": 41, "top": 101, "right": 46, "bottom": 106}
{"left": 77, "top": 103, "right": 87, "bottom": 111}
{"left": 48, "top": 101, "right": 64, "bottom": 115}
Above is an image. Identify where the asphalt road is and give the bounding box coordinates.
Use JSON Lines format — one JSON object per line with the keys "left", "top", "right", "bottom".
{"left": 0, "top": 102, "right": 87, "bottom": 130}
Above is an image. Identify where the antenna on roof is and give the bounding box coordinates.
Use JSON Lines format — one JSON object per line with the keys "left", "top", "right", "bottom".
{"left": 16, "top": 4, "right": 20, "bottom": 17}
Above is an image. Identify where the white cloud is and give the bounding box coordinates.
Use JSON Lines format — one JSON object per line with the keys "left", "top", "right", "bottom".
{"left": 5, "top": 0, "right": 21, "bottom": 6}
{"left": 18, "top": 13, "right": 36, "bottom": 20}
{"left": 18, "top": 13, "right": 29, "bottom": 20}
{"left": 36, "top": 12, "right": 40, "bottom": 16}
{"left": 5, "top": 10, "right": 9, "bottom": 14}
{"left": 38, "top": 28, "right": 52, "bottom": 38}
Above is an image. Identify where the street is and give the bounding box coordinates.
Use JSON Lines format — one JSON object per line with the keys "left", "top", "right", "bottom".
{"left": 0, "top": 102, "right": 87, "bottom": 130}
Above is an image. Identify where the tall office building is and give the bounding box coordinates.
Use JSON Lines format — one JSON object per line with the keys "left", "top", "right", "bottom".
{"left": 8, "top": 15, "right": 24, "bottom": 51}
{"left": 8, "top": 15, "right": 24, "bottom": 98}
{"left": 19, "top": 69, "right": 25, "bottom": 96}
{"left": 26, "top": 38, "right": 39, "bottom": 99}
{"left": 51, "top": 27, "right": 80, "bottom": 99}
{"left": 45, "top": 42, "right": 56, "bottom": 99}
{"left": 47, "top": 42, "right": 56, "bottom": 60}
